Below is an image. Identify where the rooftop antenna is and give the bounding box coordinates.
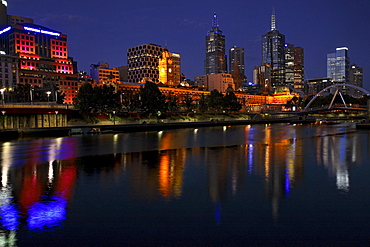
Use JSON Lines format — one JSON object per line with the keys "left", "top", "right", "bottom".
{"left": 271, "top": 7, "right": 276, "bottom": 30}
{"left": 212, "top": 12, "right": 219, "bottom": 28}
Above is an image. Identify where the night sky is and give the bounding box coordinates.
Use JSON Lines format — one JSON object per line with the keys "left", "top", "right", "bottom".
{"left": 8, "top": 0, "right": 370, "bottom": 89}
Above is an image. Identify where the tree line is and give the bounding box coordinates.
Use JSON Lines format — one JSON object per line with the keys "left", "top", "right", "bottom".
{"left": 73, "top": 81, "right": 242, "bottom": 121}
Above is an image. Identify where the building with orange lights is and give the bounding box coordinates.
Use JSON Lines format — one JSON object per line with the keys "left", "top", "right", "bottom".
{"left": 0, "top": 1, "right": 78, "bottom": 104}
{"left": 90, "top": 62, "right": 120, "bottom": 85}
{"left": 158, "top": 50, "right": 181, "bottom": 86}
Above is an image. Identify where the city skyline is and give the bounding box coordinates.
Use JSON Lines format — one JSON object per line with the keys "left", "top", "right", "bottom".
{"left": 7, "top": 0, "right": 370, "bottom": 89}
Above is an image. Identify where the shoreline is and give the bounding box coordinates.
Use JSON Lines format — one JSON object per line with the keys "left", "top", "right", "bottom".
{"left": 0, "top": 117, "right": 317, "bottom": 141}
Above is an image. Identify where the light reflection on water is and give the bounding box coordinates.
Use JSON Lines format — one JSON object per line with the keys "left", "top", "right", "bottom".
{"left": 0, "top": 123, "right": 369, "bottom": 246}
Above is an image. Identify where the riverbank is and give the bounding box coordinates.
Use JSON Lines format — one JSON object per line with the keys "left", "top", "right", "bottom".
{"left": 0, "top": 116, "right": 317, "bottom": 141}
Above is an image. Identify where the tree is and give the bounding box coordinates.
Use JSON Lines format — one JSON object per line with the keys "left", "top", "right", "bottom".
{"left": 207, "top": 90, "right": 224, "bottom": 113}
{"left": 166, "top": 92, "right": 180, "bottom": 116}
{"left": 73, "top": 83, "right": 121, "bottom": 121}
{"left": 121, "top": 91, "right": 140, "bottom": 114}
{"left": 222, "top": 91, "right": 242, "bottom": 113}
{"left": 198, "top": 94, "right": 208, "bottom": 113}
{"left": 183, "top": 93, "right": 196, "bottom": 113}
{"left": 139, "top": 81, "right": 166, "bottom": 117}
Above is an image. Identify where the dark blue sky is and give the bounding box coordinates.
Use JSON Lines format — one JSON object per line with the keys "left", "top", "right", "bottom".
{"left": 8, "top": 0, "right": 370, "bottom": 89}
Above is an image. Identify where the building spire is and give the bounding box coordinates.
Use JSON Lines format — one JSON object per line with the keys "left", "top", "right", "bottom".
{"left": 271, "top": 7, "right": 276, "bottom": 31}
{"left": 212, "top": 12, "right": 219, "bottom": 28}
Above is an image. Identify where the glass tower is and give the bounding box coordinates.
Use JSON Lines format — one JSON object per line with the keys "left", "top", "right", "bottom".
{"left": 205, "top": 13, "right": 226, "bottom": 75}
{"left": 262, "top": 10, "right": 285, "bottom": 89}
{"left": 327, "top": 47, "right": 350, "bottom": 83}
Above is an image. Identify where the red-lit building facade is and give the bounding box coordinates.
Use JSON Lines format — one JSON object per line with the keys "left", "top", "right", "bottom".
{"left": 0, "top": 23, "right": 78, "bottom": 104}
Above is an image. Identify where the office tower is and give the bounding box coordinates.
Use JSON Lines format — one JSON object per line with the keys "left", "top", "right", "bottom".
{"left": 293, "top": 46, "right": 304, "bottom": 90}
{"left": 284, "top": 44, "right": 294, "bottom": 87}
{"left": 195, "top": 73, "right": 234, "bottom": 93}
{"left": 127, "top": 44, "right": 165, "bottom": 83}
{"left": 349, "top": 64, "right": 363, "bottom": 97}
{"left": 229, "top": 46, "right": 245, "bottom": 89}
{"left": 327, "top": 47, "right": 350, "bottom": 83}
{"left": 262, "top": 10, "right": 286, "bottom": 88}
{"left": 90, "top": 62, "right": 120, "bottom": 85}
{"left": 158, "top": 50, "right": 181, "bottom": 87}
{"left": 0, "top": 23, "right": 78, "bottom": 104}
{"left": 205, "top": 13, "right": 226, "bottom": 75}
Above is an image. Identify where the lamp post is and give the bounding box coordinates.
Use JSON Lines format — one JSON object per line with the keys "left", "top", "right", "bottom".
{"left": 30, "top": 88, "right": 33, "bottom": 105}
{"left": 1, "top": 110, "right": 5, "bottom": 129}
{"left": 46, "top": 91, "right": 51, "bottom": 105}
{"left": 0, "top": 88, "right": 5, "bottom": 107}
{"left": 55, "top": 111, "right": 58, "bottom": 127}
{"left": 113, "top": 111, "right": 116, "bottom": 125}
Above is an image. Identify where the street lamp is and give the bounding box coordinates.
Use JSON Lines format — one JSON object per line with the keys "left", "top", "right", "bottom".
{"left": 113, "top": 111, "right": 116, "bottom": 125}
{"left": 30, "top": 88, "right": 34, "bottom": 105}
{"left": 55, "top": 111, "right": 58, "bottom": 127}
{"left": 1, "top": 110, "right": 5, "bottom": 129}
{"left": 46, "top": 91, "right": 51, "bottom": 105}
{"left": 0, "top": 88, "right": 5, "bottom": 106}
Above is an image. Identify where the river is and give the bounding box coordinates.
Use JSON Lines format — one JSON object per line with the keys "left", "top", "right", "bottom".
{"left": 0, "top": 122, "right": 370, "bottom": 246}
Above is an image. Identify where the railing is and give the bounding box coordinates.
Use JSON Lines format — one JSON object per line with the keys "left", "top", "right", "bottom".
{"left": 0, "top": 103, "right": 74, "bottom": 109}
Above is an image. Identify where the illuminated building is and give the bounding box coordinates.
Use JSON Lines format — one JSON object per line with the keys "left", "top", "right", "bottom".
{"left": 285, "top": 44, "right": 304, "bottom": 90}
{"left": 158, "top": 50, "right": 181, "bottom": 86}
{"left": 229, "top": 46, "right": 245, "bottom": 89}
{"left": 194, "top": 73, "right": 234, "bottom": 93}
{"left": 90, "top": 62, "right": 120, "bottom": 85}
{"left": 349, "top": 64, "right": 363, "bottom": 97}
{"left": 262, "top": 10, "right": 286, "bottom": 88}
{"left": 0, "top": 23, "right": 78, "bottom": 104}
{"left": 327, "top": 47, "right": 350, "bottom": 94}
{"left": 305, "top": 78, "right": 332, "bottom": 96}
{"left": 0, "top": 53, "right": 18, "bottom": 88}
{"left": 127, "top": 44, "right": 165, "bottom": 83}
{"left": 205, "top": 13, "right": 227, "bottom": 75}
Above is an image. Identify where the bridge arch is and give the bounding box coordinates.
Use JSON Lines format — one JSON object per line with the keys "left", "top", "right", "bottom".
{"left": 303, "top": 84, "right": 370, "bottom": 111}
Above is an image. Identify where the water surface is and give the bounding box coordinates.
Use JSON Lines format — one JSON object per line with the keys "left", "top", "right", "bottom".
{"left": 0, "top": 123, "right": 370, "bottom": 246}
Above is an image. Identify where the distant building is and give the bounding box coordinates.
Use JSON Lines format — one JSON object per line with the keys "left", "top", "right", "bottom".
{"left": 90, "top": 62, "right": 120, "bottom": 85}
{"left": 229, "top": 46, "right": 245, "bottom": 90}
{"left": 327, "top": 47, "right": 350, "bottom": 94}
{"left": 0, "top": 53, "right": 18, "bottom": 89}
{"left": 158, "top": 50, "right": 181, "bottom": 86}
{"left": 116, "top": 66, "right": 128, "bottom": 82}
{"left": 262, "top": 10, "right": 285, "bottom": 88}
{"left": 205, "top": 13, "right": 227, "bottom": 75}
{"left": 327, "top": 47, "right": 350, "bottom": 83}
{"left": 293, "top": 46, "right": 304, "bottom": 90}
{"left": 305, "top": 78, "right": 332, "bottom": 97}
{"left": 127, "top": 44, "right": 180, "bottom": 86}
{"left": 253, "top": 63, "right": 271, "bottom": 94}
{"left": 349, "top": 64, "right": 363, "bottom": 97}
{"left": 195, "top": 73, "right": 234, "bottom": 93}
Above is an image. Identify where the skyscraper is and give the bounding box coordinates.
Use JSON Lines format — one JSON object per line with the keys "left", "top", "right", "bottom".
{"left": 262, "top": 10, "right": 285, "bottom": 89}
{"left": 349, "top": 64, "right": 363, "bottom": 97}
{"left": 327, "top": 47, "right": 350, "bottom": 83}
{"left": 205, "top": 13, "right": 226, "bottom": 75}
{"left": 285, "top": 43, "right": 304, "bottom": 90}
{"left": 229, "top": 46, "right": 245, "bottom": 89}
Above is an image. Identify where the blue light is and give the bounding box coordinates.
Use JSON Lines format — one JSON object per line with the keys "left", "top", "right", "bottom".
{"left": 0, "top": 26, "right": 11, "bottom": 35}
{"left": 0, "top": 203, "right": 20, "bottom": 231}
{"left": 285, "top": 169, "right": 290, "bottom": 197}
{"left": 27, "top": 197, "right": 67, "bottom": 230}
{"left": 24, "top": 26, "right": 60, "bottom": 37}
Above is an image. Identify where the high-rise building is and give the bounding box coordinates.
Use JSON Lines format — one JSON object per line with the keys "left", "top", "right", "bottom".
{"left": 327, "top": 47, "right": 350, "bottom": 83}
{"left": 0, "top": 1, "right": 33, "bottom": 28}
{"left": 349, "top": 64, "right": 363, "bottom": 97}
{"left": 229, "top": 46, "right": 245, "bottom": 89}
{"left": 127, "top": 44, "right": 165, "bottom": 83}
{"left": 293, "top": 46, "right": 304, "bottom": 90}
{"left": 0, "top": 53, "right": 18, "bottom": 88}
{"left": 90, "top": 62, "right": 120, "bottom": 85}
{"left": 205, "top": 13, "right": 226, "bottom": 75}
{"left": 0, "top": 23, "right": 78, "bottom": 104}
{"left": 195, "top": 73, "right": 234, "bottom": 93}
{"left": 262, "top": 10, "right": 286, "bottom": 88}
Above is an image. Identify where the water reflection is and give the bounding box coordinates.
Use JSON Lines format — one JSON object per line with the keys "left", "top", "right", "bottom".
{"left": 0, "top": 123, "right": 368, "bottom": 245}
